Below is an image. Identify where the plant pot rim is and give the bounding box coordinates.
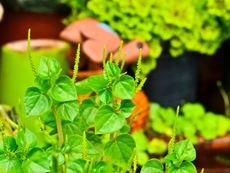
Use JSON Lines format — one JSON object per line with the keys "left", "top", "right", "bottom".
{"left": 4, "top": 39, "right": 67, "bottom": 52}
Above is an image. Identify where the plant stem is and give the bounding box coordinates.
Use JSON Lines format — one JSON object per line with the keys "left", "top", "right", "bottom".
{"left": 217, "top": 81, "right": 230, "bottom": 117}
{"left": 52, "top": 107, "right": 64, "bottom": 149}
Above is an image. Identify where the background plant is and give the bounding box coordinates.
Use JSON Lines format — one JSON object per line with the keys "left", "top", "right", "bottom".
{"left": 62, "top": 0, "right": 230, "bottom": 76}
{"left": 149, "top": 103, "right": 230, "bottom": 143}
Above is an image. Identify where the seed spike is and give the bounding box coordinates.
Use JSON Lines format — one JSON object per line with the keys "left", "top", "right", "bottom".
{"left": 27, "top": 29, "right": 37, "bottom": 77}
{"left": 134, "top": 48, "right": 143, "bottom": 87}
{"left": 109, "top": 52, "right": 113, "bottom": 62}
{"left": 115, "top": 41, "right": 123, "bottom": 65}
{"left": 72, "top": 44, "right": 81, "bottom": 83}
{"left": 102, "top": 46, "right": 107, "bottom": 69}
{"left": 120, "top": 53, "right": 127, "bottom": 71}
{"left": 168, "top": 105, "right": 180, "bottom": 154}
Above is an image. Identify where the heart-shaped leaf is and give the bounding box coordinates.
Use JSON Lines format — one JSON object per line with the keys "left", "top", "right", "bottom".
{"left": 174, "top": 140, "right": 196, "bottom": 162}
{"left": 87, "top": 74, "right": 108, "bottom": 92}
{"left": 141, "top": 159, "right": 164, "bottom": 173}
{"left": 16, "top": 129, "right": 37, "bottom": 148}
{"left": 67, "top": 159, "right": 86, "bottom": 173}
{"left": 75, "top": 79, "right": 93, "bottom": 96}
{"left": 105, "top": 62, "right": 121, "bottom": 79}
{"left": 113, "top": 75, "right": 135, "bottom": 99}
{"left": 24, "top": 87, "right": 52, "bottom": 116}
{"left": 98, "top": 89, "right": 112, "bottom": 104}
{"left": 38, "top": 57, "right": 61, "bottom": 80}
{"left": 22, "top": 149, "right": 50, "bottom": 173}
{"left": 168, "top": 162, "right": 197, "bottom": 173}
{"left": 80, "top": 99, "right": 97, "bottom": 127}
{"left": 120, "top": 100, "right": 135, "bottom": 118}
{"left": 50, "top": 76, "right": 77, "bottom": 102}
{"left": 104, "top": 134, "right": 135, "bottom": 166}
{"left": 95, "top": 105, "right": 125, "bottom": 134}
{"left": 55, "top": 101, "right": 79, "bottom": 122}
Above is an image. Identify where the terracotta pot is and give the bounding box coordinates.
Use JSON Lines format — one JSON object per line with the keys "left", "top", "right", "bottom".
{"left": 128, "top": 90, "right": 150, "bottom": 132}
{"left": 196, "top": 135, "right": 230, "bottom": 152}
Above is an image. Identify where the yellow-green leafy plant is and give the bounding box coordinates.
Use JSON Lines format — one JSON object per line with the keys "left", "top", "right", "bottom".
{"left": 62, "top": 0, "right": 230, "bottom": 76}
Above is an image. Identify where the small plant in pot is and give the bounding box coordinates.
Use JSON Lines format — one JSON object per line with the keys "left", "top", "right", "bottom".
{"left": 0, "top": 30, "right": 201, "bottom": 173}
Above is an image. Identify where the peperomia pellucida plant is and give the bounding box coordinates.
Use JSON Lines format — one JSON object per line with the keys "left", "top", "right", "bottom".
{"left": 0, "top": 29, "right": 202, "bottom": 173}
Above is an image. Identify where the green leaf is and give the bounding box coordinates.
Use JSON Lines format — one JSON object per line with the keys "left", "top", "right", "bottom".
{"left": 38, "top": 57, "right": 61, "bottom": 80}
{"left": 105, "top": 62, "right": 121, "bottom": 79}
{"left": 22, "top": 149, "right": 50, "bottom": 173}
{"left": 67, "top": 159, "right": 86, "bottom": 173}
{"left": 87, "top": 74, "right": 108, "bottom": 92}
{"left": 94, "top": 161, "right": 114, "bottom": 173}
{"left": 55, "top": 101, "right": 79, "bottom": 122}
{"left": 113, "top": 75, "right": 135, "bottom": 99}
{"left": 174, "top": 140, "right": 196, "bottom": 162}
{"left": 34, "top": 76, "right": 50, "bottom": 92}
{"left": 168, "top": 162, "right": 197, "bottom": 173}
{"left": 98, "top": 89, "right": 112, "bottom": 104}
{"left": 67, "top": 134, "right": 100, "bottom": 160}
{"left": 147, "top": 138, "right": 167, "bottom": 155}
{"left": 132, "top": 131, "right": 149, "bottom": 151}
{"left": 136, "top": 151, "right": 149, "bottom": 166}
{"left": 24, "top": 87, "right": 52, "bottom": 116}
{"left": 0, "top": 158, "right": 23, "bottom": 173}
{"left": 50, "top": 76, "right": 77, "bottom": 102}
{"left": 80, "top": 99, "right": 97, "bottom": 127}
{"left": 95, "top": 105, "right": 125, "bottom": 134}
{"left": 16, "top": 129, "right": 37, "bottom": 148}
{"left": 140, "top": 159, "right": 164, "bottom": 173}
{"left": 120, "top": 100, "right": 135, "bottom": 118}
{"left": 104, "top": 134, "right": 135, "bottom": 166}
{"left": 75, "top": 79, "right": 93, "bottom": 96}
{"left": 3, "top": 136, "right": 17, "bottom": 152}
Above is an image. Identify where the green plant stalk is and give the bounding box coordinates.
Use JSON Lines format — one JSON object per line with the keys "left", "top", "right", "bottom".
{"left": 52, "top": 107, "right": 64, "bottom": 149}
{"left": 217, "top": 81, "right": 230, "bottom": 117}
{"left": 134, "top": 49, "right": 142, "bottom": 87}
{"left": 82, "top": 131, "right": 87, "bottom": 160}
{"left": 120, "top": 53, "right": 127, "bottom": 71}
{"left": 72, "top": 44, "right": 81, "bottom": 83}
{"left": 102, "top": 46, "right": 107, "bottom": 69}
{"left": 115, "top": 41, "right": 123, "bottom": 65}
{"left": 136, "top": 77, "right": 147, "bottom": 94}
{"left": 27, "top": 29, "right": 37, "bottom": 77}
{"left": 168, "top": 106, "right": 180, "bottom": 155}
{"left": 132, "top": 151, "right": 137, "bottom": 173}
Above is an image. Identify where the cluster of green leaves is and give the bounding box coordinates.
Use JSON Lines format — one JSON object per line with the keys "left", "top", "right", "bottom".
{"left": 140, "top": 106, "right": 199, "bottom": 173}
{"left": 132, "top": 130, "right": 167, "bottom": 165}
{"left": 141, "top": 140, "right": 197, "bottom": 173}
{"left": 149, "top": 103, "right": 230, "bottom": 143}
{"left": 0, "top": 40, "right": 149, "bottom": 172}
{"left": 0, "top": 30, "right": 201, "bottom": 172}
{"left": 62, "top": 0, "right": 230, "bottom": 76}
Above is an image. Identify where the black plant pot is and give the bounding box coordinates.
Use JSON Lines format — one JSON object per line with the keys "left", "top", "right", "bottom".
{"left": 222, "top": 41, "right": 230, "bottom": 92}
{"left": 143, "top": 52, "right": 199, "bottom": 107}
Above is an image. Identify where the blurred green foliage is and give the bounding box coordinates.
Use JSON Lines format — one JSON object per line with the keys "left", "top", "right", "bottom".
{"left": 62, "top": 0, "right": 230, "bottom": 75}
{"left": 150, "top": 103, "right": 230, "bottom": 143}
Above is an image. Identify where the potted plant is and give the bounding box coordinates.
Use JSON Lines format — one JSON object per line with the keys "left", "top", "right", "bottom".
{"left": 62, "top": 0, "right": 230, "bottom": 107}
{"left": 0, "top": 31, "right": 201, "bottom": 173}
{"left": 143, "top": 102, "right": 230, "bottom": 171}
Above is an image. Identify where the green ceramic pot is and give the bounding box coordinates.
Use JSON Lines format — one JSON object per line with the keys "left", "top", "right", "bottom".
{"left": 0, "top": 39, "right": 69, "bottom": 110}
